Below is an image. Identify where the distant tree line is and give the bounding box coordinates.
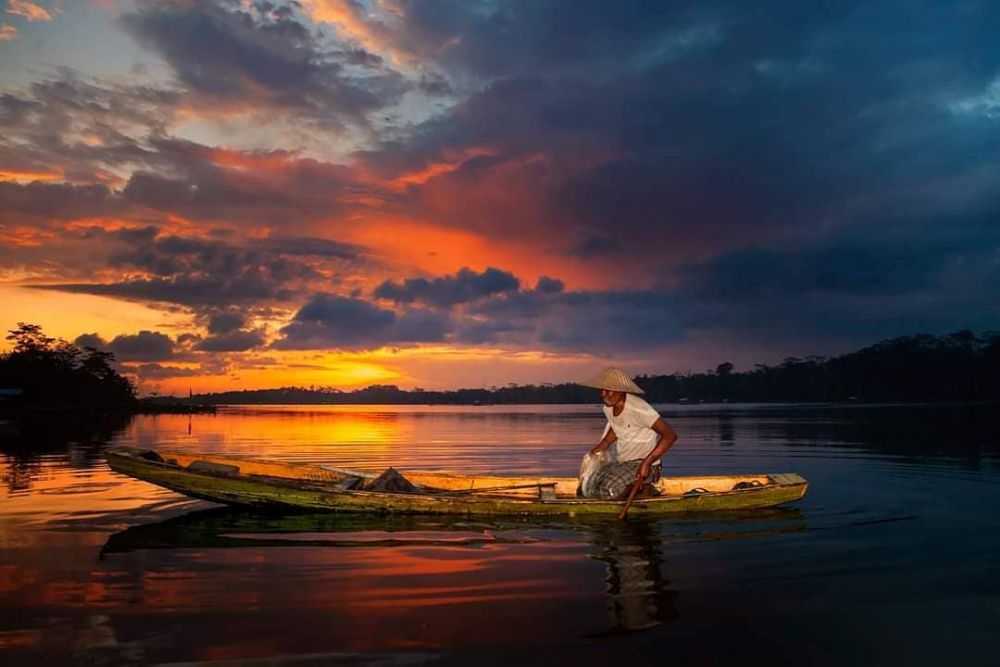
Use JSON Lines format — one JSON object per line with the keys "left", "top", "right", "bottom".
{"left": 5, "top": 323, "right": 996, "bottom": 407}
{"left": 0, "top": 323, "right": 137, "bottom": 409}
{"left": 193, "top": 382, "right": 596, "bottom": 406}
{"left": 194, "top": 330, "right": 1000, "bottom": 405}
{"left": 638, "top": 330, "right": 1000, "bottom": 403}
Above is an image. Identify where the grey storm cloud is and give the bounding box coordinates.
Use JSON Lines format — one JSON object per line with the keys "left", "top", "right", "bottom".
{"left": 207, "top": 312, "right": 246, "bottom": 335}
{"left": 75, "top": 330, "right": 175, "bottom": 362}
{"left": 120, "top": 0, "right": 408, "bottom": 128}
{"left": 275, "top": 293, "right": 451, "bottom": 350}
{"left": 0, "top": 71, "right": 374, "bottom": 229}
{"left": 44, "top": 273, "right": 294, "bottom": 307}
{"left": 120, "top": 169, "right": 310, "bottom": 225}
{"left": 682, "top": 242, "right": 943, "bottom": 300}
{"left": 125, "top": 363, "right": 201, "bottom": 379}
{"left": 197, "top": 329, "right": 265, "bottom": 352}
{"left": 106, "top": 232, "right": 327, "bottom": 281}
{"left": 74, "top": 333, "right": 107, "bottom": 351}
{"left": 0, "top": 181, "right": 120, "bottom": 221}
{"left": 375, "top": 2, "right": 1000, "bottom": 251}
{"left": 264, "top": 237, "right": 365, "bottom": 260}
{"left": 116, "top": 137, "right": 367, "bottom": 225}
{"left": 354, "top": 0, "right": 730, "bottom": 81}
{"left": 534, "top": 276, "right": 565, "bottom": 294}
{"left": 345, "top": 0, "right": 1000, "bottom": 349}
{"left": 0, "top": 72, "right": 179, "bottom": 184}
{"left": 374, "top": 267, "right": 520, "bottom": 307}
{"left": 455, "top": 287, "right": 685, "bottom": 350}
{"left": 33, "top": 228, "right": 369, "bottom": 309}
{"left": 4, "top": 0, "right": 1000, "bottom": 361}
{"left": 670, "top": 222, "right": 1000, "bottom": 343}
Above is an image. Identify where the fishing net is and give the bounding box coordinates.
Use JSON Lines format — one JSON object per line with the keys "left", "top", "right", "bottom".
{"left": 579, "top": 454, "right": 661, "bottom": 500}
{"left": 578, "top": 451, "right": 609, "bottom": 498}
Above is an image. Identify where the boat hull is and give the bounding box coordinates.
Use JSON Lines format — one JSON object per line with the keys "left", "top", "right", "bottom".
{"left": 105, "top": 447, "right": 808, "bottom": 516}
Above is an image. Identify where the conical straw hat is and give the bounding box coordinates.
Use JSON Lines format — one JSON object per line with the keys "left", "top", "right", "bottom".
{"left": 580, "top": 367, "right": 645, "bottom": 395}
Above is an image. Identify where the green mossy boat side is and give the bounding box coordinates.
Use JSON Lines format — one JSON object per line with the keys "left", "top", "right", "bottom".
{"left": 105, "top": 447, "right": 808, "bottom": 516}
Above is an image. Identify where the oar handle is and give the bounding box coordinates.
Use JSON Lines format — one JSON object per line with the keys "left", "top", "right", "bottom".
{"left": 618, "top": 472, "right": 646, "bottom": 520}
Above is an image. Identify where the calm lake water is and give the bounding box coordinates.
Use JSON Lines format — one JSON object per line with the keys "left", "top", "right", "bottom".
{"left": 1, "top": 403, "right": 997, "bottom": 666}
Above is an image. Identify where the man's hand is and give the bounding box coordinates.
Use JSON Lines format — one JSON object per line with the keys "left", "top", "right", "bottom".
{"left": 591, "top": 429, "right": 616, "bottom": 456}
{"left": 637, "top": 459, "right": 652, "bottom": 481}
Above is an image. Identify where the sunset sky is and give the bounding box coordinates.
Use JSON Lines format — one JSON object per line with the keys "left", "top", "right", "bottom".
{"left": 1, "top": 0, "right": 999, "bottom": 394}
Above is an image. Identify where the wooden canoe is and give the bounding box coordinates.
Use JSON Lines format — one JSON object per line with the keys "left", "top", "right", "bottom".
{"left": 105, "top": 446, "right": 808, "bottom": 516}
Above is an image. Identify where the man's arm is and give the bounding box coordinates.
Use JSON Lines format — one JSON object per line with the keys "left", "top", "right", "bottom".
{"left": 590, "top": 426, "right": 617, "bottom": 455}
{"left": 637, "top": 418, "right": 677, "bottom": 480}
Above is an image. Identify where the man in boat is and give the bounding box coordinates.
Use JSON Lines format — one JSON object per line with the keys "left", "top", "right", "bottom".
{"left": 579, "top": 367, "right": 677, "bottom": 499}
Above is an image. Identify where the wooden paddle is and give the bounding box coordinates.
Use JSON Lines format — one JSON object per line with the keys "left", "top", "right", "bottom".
{"left": 618, "top": 472, "right": 647, "bottom": 520}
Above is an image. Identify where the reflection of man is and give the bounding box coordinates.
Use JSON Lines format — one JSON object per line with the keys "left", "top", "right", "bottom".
{"left": 579, "top": 367, "right": 677, "bottom": 499}
{"left": 591, "top": 519, "right": 678, "bottom": 633}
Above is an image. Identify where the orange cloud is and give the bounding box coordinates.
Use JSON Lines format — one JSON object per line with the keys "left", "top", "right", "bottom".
{"left": 299, "top": 0, "right": 410, "bottom": 65}
{"left": 206, "top": 147, "right": 301, "bottom": 173}
{"left": 6, "top": 0, "right": 60, "bottom": 22}
{"left": 0, "top": 169, "right": 64, "bottom": 183}
{"left": 390, "top": 148, "right": 498, "bottom": 189}
{"left": 324, "top": 209, "right": 598, "bottom": 292}
{"left": 0, "top": 22, "right": 17, "bottom": 39}
{"left": 0, "top": 225, "right": 50, "bottom": 248}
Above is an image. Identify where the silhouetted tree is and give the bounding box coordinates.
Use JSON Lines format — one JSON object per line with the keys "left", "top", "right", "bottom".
{"left": 0, "top": 323, "right": 137, "bottom": 408}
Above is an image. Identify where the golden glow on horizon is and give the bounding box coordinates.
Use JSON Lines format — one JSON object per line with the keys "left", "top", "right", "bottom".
{"left": 234, "top": 356, "right": 402, "bottom": 388}
{"left": 124, "top": 350, "right": 405, "bottom": 396}
{"left": 119, "top": 342, "right": 605, "bottom": 396}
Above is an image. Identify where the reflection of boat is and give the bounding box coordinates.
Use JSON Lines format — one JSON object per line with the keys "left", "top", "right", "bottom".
{"left": 102, "top": 505, "right": 805, "bottom": 557}
{"left": 100, "top": 507, "right": 544, "bottom": 557}
{"left": 101, "top": 506, "right": 804, "bottom": 636}
{"left": 105, "top": 446, "right": 808, "bottom": 516}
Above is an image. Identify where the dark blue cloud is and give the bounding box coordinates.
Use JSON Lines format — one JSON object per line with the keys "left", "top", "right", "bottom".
{"left": 35, "top": 228, "right": 368, "bottom": 309}
{"left": 374, "top": 267, "right": 520, "bottom": 307}
{"left": 206, "top": 312, "right": 246, "bottom": 335}
{"left": 109, "top": 331, "right": 175, "bottom": 362}
{"left": 673, "top": 219, "right": 1000, "bottom": 344}
{"left": 6, "top": 0, "right": 1000, "bottom": 364}
{"left": 197, "top": 329, "right": 265, "bottom": 352}
{"left": 74, "top": 333, "right": 107, "bottom": 351}
{"left": 534, "top": 276, "right": 564, "bottom": 293}
{"left": 361, "top": 0, "right": 1000, "bottom": 347}
{"left": 274, "top": 294, "right": 451, "bottom": 349}
{"left": 38, "top": 273, "right": 295, "bottom": 308}
{"left": 125, "top": 363, "right": 200, "bottom": 379}
{"left": 384, "top": 2, "right": 1000, "bottom": 249}
{"left": 0, "top": 181, "right": 119, "bottom": 221}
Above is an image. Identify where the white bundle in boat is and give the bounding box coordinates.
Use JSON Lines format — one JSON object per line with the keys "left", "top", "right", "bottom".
{"left": 578, "top": 449, "right": 612, "bottom": 498}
